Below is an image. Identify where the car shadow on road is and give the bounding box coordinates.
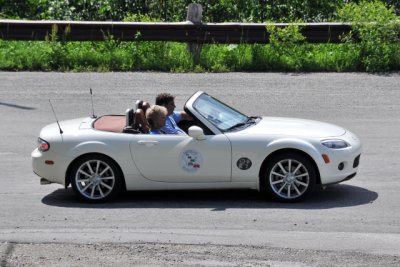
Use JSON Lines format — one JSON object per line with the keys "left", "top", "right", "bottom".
{"left": 41, "top": 184, "right": 378, "bottom": 210}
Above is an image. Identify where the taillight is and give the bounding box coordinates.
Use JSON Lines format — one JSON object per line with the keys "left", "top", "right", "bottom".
{"left": 38, "top": 138, "right": 50, "bottom": 152}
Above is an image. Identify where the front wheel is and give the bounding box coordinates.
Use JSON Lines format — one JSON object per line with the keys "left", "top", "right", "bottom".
{"left": 71, "top": 155, "right": 123, "bottom": 203}
{"left": 264, "top": 153, "right": 316, "bottom": 202}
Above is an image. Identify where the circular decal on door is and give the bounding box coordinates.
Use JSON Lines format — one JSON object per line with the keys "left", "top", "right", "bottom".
{"left": 237, "top": 157, "right": 252, "bottom": 170}
{"left": 180, "top": 149, "right": 203, "bottom": 172}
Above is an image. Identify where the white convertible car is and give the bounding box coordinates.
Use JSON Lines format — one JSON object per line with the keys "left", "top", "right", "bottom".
{"left": 32, "top": 91, "right": 361, "bottom": 203}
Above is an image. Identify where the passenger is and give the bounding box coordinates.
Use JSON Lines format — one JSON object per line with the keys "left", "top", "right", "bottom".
{"left": 134, "top": 101, "right": 150, "bottom": 133}
{"left": 155, "top": 93, "right": 192, "bottom": 135}
{"left": 145, "top": 105, "right": 168, "bottom": 135}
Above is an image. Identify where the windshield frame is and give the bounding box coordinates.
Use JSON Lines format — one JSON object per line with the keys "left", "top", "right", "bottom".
{"left": 192, "top": 93, "right": 251, "bottom": 132}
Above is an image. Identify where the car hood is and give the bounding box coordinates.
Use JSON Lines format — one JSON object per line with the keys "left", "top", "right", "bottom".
{"left": 239, "top": 117, "right": 346, "bottom": 138}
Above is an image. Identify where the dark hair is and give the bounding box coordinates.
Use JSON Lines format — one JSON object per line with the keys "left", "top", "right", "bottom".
{"left": 155, "top": 93, "right": 174, "bottom": 106}
{"left": 147, "top": 118, "right": 154, "bottom": 127}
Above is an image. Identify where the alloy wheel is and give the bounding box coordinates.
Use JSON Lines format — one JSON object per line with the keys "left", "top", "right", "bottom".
{"left": 74, "top": 159, "right": 116, "bottom": 200}
{"left": 269, "top": 159, "right": 310, "bottom": 200}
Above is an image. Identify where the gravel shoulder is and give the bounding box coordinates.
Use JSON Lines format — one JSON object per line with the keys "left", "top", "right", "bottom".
{"left": 2, "top": 241, "right": 400, "bottom": 267}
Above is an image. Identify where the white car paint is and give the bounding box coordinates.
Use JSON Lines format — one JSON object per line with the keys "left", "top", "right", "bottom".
{"left": 130, "top": 134, "right": 231, "bottom": 183}
{"left": 32, "top": 91, "right": 362, "bottom": 202}
{"left": 241, "top": 116, "right": 346, "bottom": 137}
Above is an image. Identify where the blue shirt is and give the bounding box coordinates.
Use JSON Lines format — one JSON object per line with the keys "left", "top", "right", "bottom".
{"left": 149, "top": 129, "right": 162, "bottom": 135}
{"left": 161, "top": 111, "right": 186, "bottom": 135}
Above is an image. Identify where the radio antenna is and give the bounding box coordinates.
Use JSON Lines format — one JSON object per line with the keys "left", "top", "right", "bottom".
{"left": 90, "top": 88, "right": 97, "bottom": 118}
{"left": 48, "top": 99, "right": 63, "bottom": 134}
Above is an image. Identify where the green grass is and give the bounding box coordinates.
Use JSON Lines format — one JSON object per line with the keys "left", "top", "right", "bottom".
{"left": 0, "top": 40, "right": 399, "bottom": 72}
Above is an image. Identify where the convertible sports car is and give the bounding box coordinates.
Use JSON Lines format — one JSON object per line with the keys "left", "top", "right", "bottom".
{"left": 32, "top": 91, "right": 362, "bottom": 203}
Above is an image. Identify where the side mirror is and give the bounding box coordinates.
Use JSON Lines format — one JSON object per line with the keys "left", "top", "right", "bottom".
{"left": 188, "top": 126, "right": 206, "bottom": 140}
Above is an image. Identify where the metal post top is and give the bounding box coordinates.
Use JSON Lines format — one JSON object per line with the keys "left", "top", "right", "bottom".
{"left": 187, "top": 3, "right": 203, "bottom": 24}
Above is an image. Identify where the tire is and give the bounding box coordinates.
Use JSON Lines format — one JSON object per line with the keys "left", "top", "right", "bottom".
{"left": 264, "top": 152, "right": 316, "bottom": 202}
{"left": 70, "top": 154, "right": 123, "bottom": 203}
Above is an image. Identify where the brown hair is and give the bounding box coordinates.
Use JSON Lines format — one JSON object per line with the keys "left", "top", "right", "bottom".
{"left": 155, "top": 93, "right": 174, "bottom": 106}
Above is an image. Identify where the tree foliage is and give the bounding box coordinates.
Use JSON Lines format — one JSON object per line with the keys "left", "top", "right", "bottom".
{"left": 1, "top": 1, "right": 399, "bottom": 72}
{"left": 339, "top": 0, "right": 400, "bottom": 72}
{"left": 4, "top": 0, "right": 398, "bottom": 22}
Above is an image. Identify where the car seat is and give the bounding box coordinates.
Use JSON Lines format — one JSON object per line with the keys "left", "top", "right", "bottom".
{"left": 122, "top": 108, "right": 140, "bottom": 134}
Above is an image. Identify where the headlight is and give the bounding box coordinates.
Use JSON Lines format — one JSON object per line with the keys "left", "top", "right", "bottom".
{"left": 321, "top": 139, "right": 349, "bottom": 149}
{"left": 38, "top": 138, "right": 50, "bottom": 152}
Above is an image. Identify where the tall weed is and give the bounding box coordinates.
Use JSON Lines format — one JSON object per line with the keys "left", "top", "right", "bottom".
{"left": 266, "top": 22, "right": 306, "bottom": 71}
{"left": 339, "top": 0, "right": 400, "bottom": 72}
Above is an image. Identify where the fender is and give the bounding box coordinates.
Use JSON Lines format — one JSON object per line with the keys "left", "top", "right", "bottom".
{"left": 229, "top": 136, "right": 324, "bottom": 184}
{"left": 66, "top": 141, "right": 115, "bottom": 159}
{"left": 65, "top": 140, "right": 140, "bottom": 181}
{"left": 265, "top": 138, "right": 325, "bottom": 169}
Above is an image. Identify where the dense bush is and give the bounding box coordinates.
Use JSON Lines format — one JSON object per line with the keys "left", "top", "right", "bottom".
{"left": 3, "top": 0, "right": 396, "bottom": 22}
{"left": 339, "top": 0, "right": 400, "bottom": 72}
{"left": 0, "top": 1, "right": 399, "bottom": 72}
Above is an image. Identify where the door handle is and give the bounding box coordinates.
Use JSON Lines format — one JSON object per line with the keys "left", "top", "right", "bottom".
{"left": 137, "top": 140, "right": 159, "bottom": 147}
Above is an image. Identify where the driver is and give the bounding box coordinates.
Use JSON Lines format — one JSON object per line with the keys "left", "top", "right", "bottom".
{"left": 155, "top": 93, "right": 192, "bottom": 135}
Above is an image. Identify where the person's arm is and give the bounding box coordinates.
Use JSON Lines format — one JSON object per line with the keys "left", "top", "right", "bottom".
{"left": 135, "top": 109, "right": 150, "bottom": 133}
{"left": 180, "top": 111, "right": 193, "bottom": 121}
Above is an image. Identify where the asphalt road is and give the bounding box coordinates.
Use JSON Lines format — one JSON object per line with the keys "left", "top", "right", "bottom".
{"left": 0, "top": 72, "right": 399, "bottom": 266}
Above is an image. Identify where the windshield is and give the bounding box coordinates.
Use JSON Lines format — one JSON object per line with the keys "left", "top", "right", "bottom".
{"left": 193, "top": 94, "right": 251, "bottom": 132}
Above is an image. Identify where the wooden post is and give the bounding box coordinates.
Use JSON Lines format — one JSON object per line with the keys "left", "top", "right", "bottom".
{"left": 186, "top": 3, "right": 203, "bottom": 65}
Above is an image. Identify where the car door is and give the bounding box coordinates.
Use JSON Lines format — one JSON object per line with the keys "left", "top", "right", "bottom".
{"left": 130, "top": 134, "right": 231, "bottom": 183}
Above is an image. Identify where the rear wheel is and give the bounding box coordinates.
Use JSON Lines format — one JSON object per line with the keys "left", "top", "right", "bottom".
{"left": 264, "top": 153, "right": 316, "bottom": 202}
{"left": 71, "top": 155, "right": 123, "bottom": 202}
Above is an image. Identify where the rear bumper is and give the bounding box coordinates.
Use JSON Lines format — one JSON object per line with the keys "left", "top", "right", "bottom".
{"left": 32, "top": 148, "right": 69, "bottom": 186}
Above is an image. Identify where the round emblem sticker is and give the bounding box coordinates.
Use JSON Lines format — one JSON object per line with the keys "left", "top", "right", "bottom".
{"left": 180, "top": 149, "right": 203, "bottom": 172}
{"left": 237, "top": 157, "right": 252, "bottom": 170}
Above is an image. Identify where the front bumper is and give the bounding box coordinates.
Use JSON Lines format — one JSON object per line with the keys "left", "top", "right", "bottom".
{"left": 318, "top": 131, "right": 362, "bottom": 185}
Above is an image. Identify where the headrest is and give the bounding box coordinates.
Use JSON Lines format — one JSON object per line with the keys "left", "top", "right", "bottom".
{"left": 123, "top": 108, "right": 140, "bottom": 134}
{"left": 125, "top": 108, "right": 134, "bottom": 126}
{"left": 135, "top": 100, "right": 143, "bottom": 110}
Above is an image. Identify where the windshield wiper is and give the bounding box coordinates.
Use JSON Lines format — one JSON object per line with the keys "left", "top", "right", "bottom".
{"left": 225, "top": 117, "right": 256, "bottom": 132}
